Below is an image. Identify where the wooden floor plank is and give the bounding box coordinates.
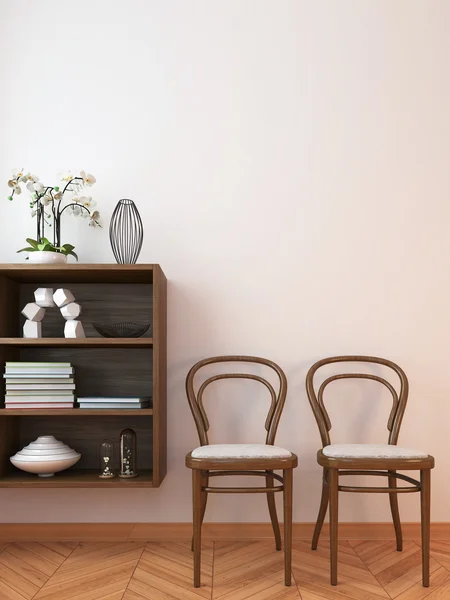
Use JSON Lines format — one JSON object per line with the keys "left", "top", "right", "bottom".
{"left": 124, "top": 541, "right": 213, "bottom": 600}
{"left": 0, "top": 538, "right": 447, "bottom": 599}
{"left": 352, "top": 540, "right": 441, "bottom": 598}
{"left": 212, "top": 541, "right": 301, "bottom": 600}
{"left": 33, "top": 542, "right": 144, "bottom": 600}
{"left": 394, "top": 566, "right": 450, "bottom": 600}
{"left": 292, "top": 540, "right": 390, "bottom": 600}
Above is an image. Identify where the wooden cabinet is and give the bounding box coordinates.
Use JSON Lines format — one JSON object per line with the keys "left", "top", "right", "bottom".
{"left": 0, "top": 264, "right": 167, "bottom": 488}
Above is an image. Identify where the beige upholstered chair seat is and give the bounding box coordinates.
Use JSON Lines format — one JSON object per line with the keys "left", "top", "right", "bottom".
{"left": 323, "top": 443, "right": 428, "bottom": 459}
{"left": 191, "top": 444, "right": 292, "bottom": 459}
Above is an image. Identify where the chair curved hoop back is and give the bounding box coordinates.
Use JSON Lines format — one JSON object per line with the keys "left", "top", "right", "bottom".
{"left": 305, "top": 355, "right": 409, "bottom": 448}
{"left": 185, "top": 355, "right": 288, "bottom": 446}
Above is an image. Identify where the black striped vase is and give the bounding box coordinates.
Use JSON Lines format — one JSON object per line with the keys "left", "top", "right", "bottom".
{"left": 109, "top": 199, "right": 144, "bottom": 264}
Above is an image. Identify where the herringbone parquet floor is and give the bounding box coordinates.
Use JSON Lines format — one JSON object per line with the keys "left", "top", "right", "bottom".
{"left": 0, "top": 539, "right": 448, "bottom": 600}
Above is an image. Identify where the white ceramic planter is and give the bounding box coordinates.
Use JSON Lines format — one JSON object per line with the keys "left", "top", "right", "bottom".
{"left": 10, "top": 435, "right": 81, "bottom": 477}
{"left": 28, "top": 251, "right": 67, "bottom": 264}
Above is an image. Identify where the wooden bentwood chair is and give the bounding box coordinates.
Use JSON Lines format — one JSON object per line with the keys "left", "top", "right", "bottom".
{"left": 306, "top": 356, "right": 435, "bottom": 587}
{"left": 185, "top": 356, "right": 298, "bottom": 587}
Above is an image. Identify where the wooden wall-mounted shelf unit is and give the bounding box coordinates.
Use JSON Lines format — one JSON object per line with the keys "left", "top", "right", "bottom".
{"left": 0, "top": 264, "right": 167, "bottom": 488}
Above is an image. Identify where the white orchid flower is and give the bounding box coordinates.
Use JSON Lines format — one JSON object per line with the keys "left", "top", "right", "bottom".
{"left": 40, "top": 193, "right": 52, "bottom": 206}
{"left": 69, "top": 204, "right": 83, "bottom": 217}
{"left": 26, "top": 181, "right": 44, "bottom": 194}
{"left": 89, "top": 210, "right": 100, "bottom": 226}
{"left": 7, "top": 179, "right": 17, "bottom": 188}
{"left": 79, "top": 196, "right": 96, "bottom": 209}
{"left": 20, "top": 173, "right": 38, "bottom": 183}
{"left": 14, "top": 185, "right": 22, "bottom": 195}
{"left": 53, "top": 190, "right": 63, "bottom": 201}
{"left": 60, "top": 172, "right": 74, "bottom": 182}
{"left": 80, "top": 171, "right": 96, "bottom": 186}
{"left": 12, "top": 168, "right": 24, "bottom": 180}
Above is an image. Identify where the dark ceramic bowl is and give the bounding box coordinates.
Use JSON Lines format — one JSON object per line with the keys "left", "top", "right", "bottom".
{"left": 92, "top": 322, "right": 151, "bottom": 338}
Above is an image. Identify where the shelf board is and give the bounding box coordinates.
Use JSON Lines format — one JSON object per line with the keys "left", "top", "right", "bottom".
{"left": 0, "top": 338, "right": 153, "bottom": 348}
{"left": 0, "top": 264, "right": 157, "bottom": 283}
{"left": 0, "top": 469, "right": 153, "bottom": 488}
{"left": 0, "top": 409, "right": 153, "bottom": 416}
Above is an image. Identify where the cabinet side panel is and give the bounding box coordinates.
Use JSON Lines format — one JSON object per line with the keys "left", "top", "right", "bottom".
{"left": 152, "top": 266, "right": 167, "bottom": 486}
{"left": 0, "top": 276, "right": 19, "bottom": 337}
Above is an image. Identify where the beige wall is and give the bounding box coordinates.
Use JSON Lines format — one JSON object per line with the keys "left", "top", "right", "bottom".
{"left": 0, "top": 0, "right": 449, "bottom": 523}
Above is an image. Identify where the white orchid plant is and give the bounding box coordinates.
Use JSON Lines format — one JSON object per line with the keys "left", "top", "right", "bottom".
{"left": 7, "top": 169, "right": 101, "bottom": 260}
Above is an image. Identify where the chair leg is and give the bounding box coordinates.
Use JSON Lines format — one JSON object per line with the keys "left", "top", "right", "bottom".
{"left": 420, "top": 469, "right": 431, "bottom": 587}
{"left": 191, "top": 471, "right": 209, "bottom": 552}
{"left": 192, "top": 469, "right": 202, "bottom": 588}
{"left": 388, "top": 470, "right": 403, "bottom": 551}
{"left": 266, "top": 470, "right": 282, "bottom": 551}
{"left": 283, "top": 468, "right": 293, "bottom": 586}
{"left": 312, "top": 468, "right": 329, "bottom": 550}
{"left": 329, "top": 468, "right": 339, "bottom": 586}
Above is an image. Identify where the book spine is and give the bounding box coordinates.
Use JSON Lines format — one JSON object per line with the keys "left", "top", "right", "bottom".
{"left": 4, "top": 379, "right": 75, "bottom": 384}
{"left": 78, "top": 404, "right": 150, "bottom": 409}
{"left": 5, "top": 367, "right": 73, "bottom": 375}
{"left": 5, "top": 396, "right": 75, "bottom": 402}
{"left": 5, "top": 387, "right": 76, "bottom": 392}
{"left": 3, "top": 374, "right": 74, "bottom": 379}
{"left": 5, "top": 360, "right": 72, "bottom": 368}
{"left": 5, "top": 404, "right": 74, "bottom": 409}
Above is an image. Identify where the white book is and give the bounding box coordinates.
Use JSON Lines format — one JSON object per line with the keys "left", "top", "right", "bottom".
{"left": 5, "top": 362, "right": 72, "bottom": 367}
{"left": 7, "top": 390, "right": 74, "bottom": 396}
{"left": 4, "top": 373, "right": 73, "bottom": 379}
{"left": 5, "top": 403, "right": 74, "bottom": 409}
{"left": 5, "top": 368, "right": 74, "bottom": 375}
{"left": 6, "top": 384, "right": 76, "bottom": 391}
{"left": 5, "top": 395, "right": 75, "bottom": 403}
{"left": 78, "top": 402, "right": 150, "bottom": 409}
{"left": 4, "top": 378, "right": 74, "bottom": 384}
{"left": 77, "top": 397, "right": 151, "bottom": 403}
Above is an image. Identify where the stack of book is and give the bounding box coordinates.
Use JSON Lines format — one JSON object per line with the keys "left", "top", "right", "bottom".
{"left": 77, "top": 397, "right": 151, "bottom": 409}
{"left": 4, "top": 362, "right": 75, "bottom": 409}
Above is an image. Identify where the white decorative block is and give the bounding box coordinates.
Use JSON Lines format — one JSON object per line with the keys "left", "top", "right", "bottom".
{"left": 34, "top": 288, "right": 55, "bottom": 308}
{"left": 21, "top": 302, "right": 46, "bottom": 322}
{"left": 23, "top": 320, "right": 42, "bottom": 338}
{"left": 64, "top": 320, "right": 85, "bottom": 338}
{"left": 60, "top": 302, "right": 81, "bottom": 320}
{"left": 53, "top": 288, "right": 75, "bottom": 308}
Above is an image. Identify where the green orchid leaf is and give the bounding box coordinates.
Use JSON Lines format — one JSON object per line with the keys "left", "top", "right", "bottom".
{"left": 56, "top": 245, "right": 78, "bottom": 261}
{"left": 17, "top": 247, "right": 36, "bottom": 253}
{"left": 25, "top": 238, "right": 39, "bottom": 249}
{"left": 38, "top": 242, "right": 54, "bottom": 252}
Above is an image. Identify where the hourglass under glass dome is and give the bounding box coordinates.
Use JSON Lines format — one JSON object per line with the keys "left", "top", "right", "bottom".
{"left": 120, "top": 428, "right": 138, "bottom": 478}
{"left": 99, "top": 440, "right": 115, "bottom": 479}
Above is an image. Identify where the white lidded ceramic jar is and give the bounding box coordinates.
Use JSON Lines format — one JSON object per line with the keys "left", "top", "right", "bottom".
{"left": 28, "top": 251, "right": 67, "bottom": 264}
{"left": 10, "top": 435, "right": 81, "bottom": 477}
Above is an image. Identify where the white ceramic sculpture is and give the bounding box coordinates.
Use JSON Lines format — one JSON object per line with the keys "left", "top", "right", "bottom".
{"left": 34, "top": 288, "right": 55, "bottom": 308}
{"left": 10, "top": 436, "right": 81, "bottom": 477}
{"left": 53, "top": 288, "right": 75, "bottom": 308}
{"left": 23, "top": 287, "right": 84, "bottom": 339}
{"left": 60, "top": 302, "right": 81, "bottom": 320}
{"left": 21, "top": 302, "right": 46, "bottom": 322}
{"left": 23, "top": 320, "right": 42, "bottom": 338}
{"left": 64, "top": 320, "right": 85, "bottom": 338}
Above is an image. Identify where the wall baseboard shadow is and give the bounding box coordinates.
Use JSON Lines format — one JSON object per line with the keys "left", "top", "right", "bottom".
{"left": 0, "top": 522, "right": 448, "bottom": 542}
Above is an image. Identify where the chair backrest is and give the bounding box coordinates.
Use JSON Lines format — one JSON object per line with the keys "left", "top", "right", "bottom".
{"left": 185, "top": 355, "right": 288, "bottom": 446}
{"left": 305, "top": 355, "right": 409, "bottom": 447}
